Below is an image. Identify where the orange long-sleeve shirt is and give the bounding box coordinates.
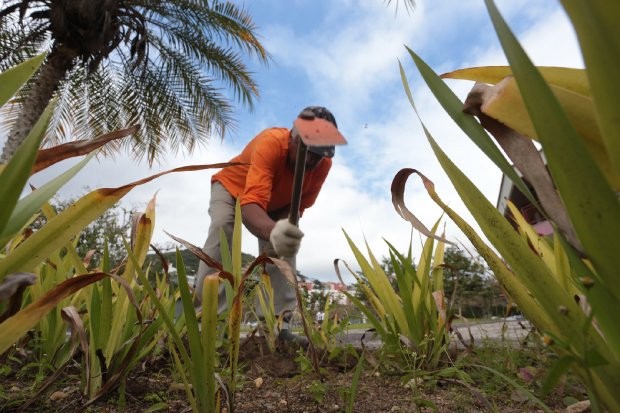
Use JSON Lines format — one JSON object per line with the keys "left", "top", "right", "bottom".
{"left": 212, "top": 127, "right": 331, "bottom": 214}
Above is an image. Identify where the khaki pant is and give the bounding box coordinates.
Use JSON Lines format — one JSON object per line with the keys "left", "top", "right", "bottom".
{"left": 195, "top": 182, "right": 297, "bottom": 318}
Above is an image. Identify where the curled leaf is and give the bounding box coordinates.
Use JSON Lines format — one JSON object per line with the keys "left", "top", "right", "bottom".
{"left": 0, "top": 272, "right": 107, "bottom": 354}
{"left": 391, "top": 169, "right": 456, "bottom": 247}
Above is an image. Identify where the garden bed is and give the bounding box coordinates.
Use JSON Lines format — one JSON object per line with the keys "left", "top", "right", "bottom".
{"left": 1, "top": 334, "right": 587, "bottom": 413}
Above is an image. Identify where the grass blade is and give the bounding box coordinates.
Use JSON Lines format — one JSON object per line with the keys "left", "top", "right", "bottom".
{"left": 541, "top": 356, "right": 576, "bottom": 396}
{"left": 346, "top": 354, "right": 365, "bottom": 413}
{"left": 474, "top": 364, "right": 553, "bottom": 413}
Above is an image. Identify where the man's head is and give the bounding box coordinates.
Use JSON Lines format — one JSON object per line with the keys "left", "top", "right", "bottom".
{"left": 288, "top": 106, "right": 338, "bottom": 171}
{"left": 297, "top": 106, "right": 338, "bottom": 159}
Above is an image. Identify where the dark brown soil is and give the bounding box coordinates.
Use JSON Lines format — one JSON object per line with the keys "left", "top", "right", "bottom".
{"left": 0, "top": 336, "right": 586, "bottom": 413}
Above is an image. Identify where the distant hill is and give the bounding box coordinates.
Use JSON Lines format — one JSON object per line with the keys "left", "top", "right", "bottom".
{"left": 145, "top": 248, "right": 256, "bottom": 276}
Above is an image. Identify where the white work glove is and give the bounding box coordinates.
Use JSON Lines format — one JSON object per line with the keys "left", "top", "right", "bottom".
{"left": 269, "top": 219, "right": 304, "bottom": 257}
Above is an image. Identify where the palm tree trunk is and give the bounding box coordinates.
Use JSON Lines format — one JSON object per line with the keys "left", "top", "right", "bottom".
{"left": 0, "top": 45, "right": 76, "bottom": 163}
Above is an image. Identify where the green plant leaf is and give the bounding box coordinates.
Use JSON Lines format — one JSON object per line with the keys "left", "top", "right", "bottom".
{"left": 400, "top": 54, "right": 537, "bottom": 207}
{"left": 0, "top": 163, "right": 234, "bottom": 282}
{"left": 346, "top": 354, "right": 364, "bottom": 413}
{"left": 175, "top": 249, "right": 209, "bottom": 412}
{"left": 0, "top": 272, "right": 107, "bottom": 354}
{"left": 559, "top": 1, "right": 620, "bottom": 175}
{"left": 485, "top": 0, "right": 620, "bottom": 301}
{"left": 425, "top": 134, "right": 597, "bottom": 352}
{"left": 542, "top": 356, "right": 577, "bottom": 396}
{"left": 0, "top": 54, "right": 46, "bottom": 107}
{"left": 0, "top": 102, "right": 54, "bottom": 238}
{"left": 0, "top": 152, "right": 96, "bottom": 248}
{"left": 342, "top": 291, "right": 387, "bottom": 338}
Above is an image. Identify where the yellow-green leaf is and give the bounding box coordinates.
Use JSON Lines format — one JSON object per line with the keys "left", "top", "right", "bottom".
{"left": 441, "top": 66, "right": 589, "bottom": 95}
{"left": 485, "top": 0, "right": 620, "bottom": 302}
{"left": 0, "top": 273, "right": 107, "bottom": 354}
{"left": 0, "top": 54, "right": 46, "bottom": 107}
{"left": 560, "top": 0, "right": 620, "bottom": 176}
{"left": 0, "top": 163, "right": 236, "bottom": 280}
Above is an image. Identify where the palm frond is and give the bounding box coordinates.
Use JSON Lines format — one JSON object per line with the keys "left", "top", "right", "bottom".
{"left": 0, "top": 0, "right": 268, "bottom": 163}
{"left": 151, "top": 30, "right": 258, "bottom": 108}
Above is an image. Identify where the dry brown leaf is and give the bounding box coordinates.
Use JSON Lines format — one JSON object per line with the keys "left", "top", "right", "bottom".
{"left": 32, "top": 126, "right": 139, "bottom": 174}
{"left": 61, "top": 306, "right": 90, "bottom": 394}
{"left": 49, "top": 391, "right": 68, "bottom": 401}
{"left": 164, "top": 231, "right": 234, "bottom": 285}
{"left": 464, "top": 82, "right": 581, "bottom": 251}
{"left": 391, "top": 169, "right": 456, "bottom": 247}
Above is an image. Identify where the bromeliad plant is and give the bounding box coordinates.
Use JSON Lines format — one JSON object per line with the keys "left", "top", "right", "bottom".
{"left": 336, "top": 226, "right": 450, "bottom": 370}
{"left": 399, "top": 0, "right": 620, "bottom": 410}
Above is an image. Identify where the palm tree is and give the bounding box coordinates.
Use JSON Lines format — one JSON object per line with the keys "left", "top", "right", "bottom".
{"left": 0, "top": 0, "right": 268, "bottom": 163}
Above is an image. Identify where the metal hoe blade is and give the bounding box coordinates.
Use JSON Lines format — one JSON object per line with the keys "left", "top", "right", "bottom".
{"left": 288, "top": 118, "right": 347, "bottom": 227}
{"left": 293, "top": 117, "right": 347, "bottom": 146}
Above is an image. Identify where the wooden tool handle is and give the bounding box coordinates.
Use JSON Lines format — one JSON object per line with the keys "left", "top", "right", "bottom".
{"left": 288, "top": 139, "right": 307, "bottom": 226}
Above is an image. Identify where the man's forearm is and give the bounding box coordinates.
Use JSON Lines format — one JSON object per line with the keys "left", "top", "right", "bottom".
{"left": 241, "top": 203, "right": 276, "bottom": 240}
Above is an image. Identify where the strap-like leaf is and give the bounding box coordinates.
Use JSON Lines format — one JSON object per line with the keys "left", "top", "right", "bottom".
{"left": 485, "top": 0, "right": 620, "bottom": 302}
{"left": 0, "top": 54, "right": 46, "bottom": 107}
{"left": 0, "top": 163, "right": 238, "bottom": 282}
{"left": 400, "top": 53, "right": 537, "bottom": 207}
{"left": 560, "top": 0, "right": 620, "bottom": 175}
{"left": 0, "top": 102, "right": 54, "bottom": 237}
{"left": 0, "top": 272, "right": 107, "bottom": 354}
{"left": 0, "top": 152, "right": 96, "bottom": 248}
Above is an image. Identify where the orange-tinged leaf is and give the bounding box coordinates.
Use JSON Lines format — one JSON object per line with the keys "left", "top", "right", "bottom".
{"left": 0, "top": 272, "right": 107, "bottom": 353}
{"left": 164, "top": 231, "right": 234, "bottom": 284}
{"left": 32, "top": 126, "right": 138, "bottom": 174}
{"left": 0, "top": 163, "right": 241, "bottom": 281}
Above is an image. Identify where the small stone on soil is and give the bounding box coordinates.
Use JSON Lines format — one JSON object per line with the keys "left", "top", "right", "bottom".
{"left": 49, "top": 391, "right": 68, "bottom": 401}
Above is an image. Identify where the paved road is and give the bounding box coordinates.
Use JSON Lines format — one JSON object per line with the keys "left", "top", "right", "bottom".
{"left": 337, "top": 320, "right": 533, "bottom": 349}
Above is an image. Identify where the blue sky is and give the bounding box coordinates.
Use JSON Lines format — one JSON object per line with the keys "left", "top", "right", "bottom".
{"left": 25, "top": 0, "right": 583, "bottom": 282}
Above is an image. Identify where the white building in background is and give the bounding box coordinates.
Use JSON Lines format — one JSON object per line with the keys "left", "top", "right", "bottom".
{"left": 301, "top": 280, "right": 350, "bottom": 305}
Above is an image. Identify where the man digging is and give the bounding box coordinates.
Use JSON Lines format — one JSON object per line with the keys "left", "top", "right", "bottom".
{"left": 195, "top": 106, "right": 345, "bottom": 347}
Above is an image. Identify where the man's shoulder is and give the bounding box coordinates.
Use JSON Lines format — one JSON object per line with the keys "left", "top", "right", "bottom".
{"left": 253, "top": 127, "right": 290, "bottom": 143}
{"left": 250, "top": 127, "right": 290, "bottom": 154}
